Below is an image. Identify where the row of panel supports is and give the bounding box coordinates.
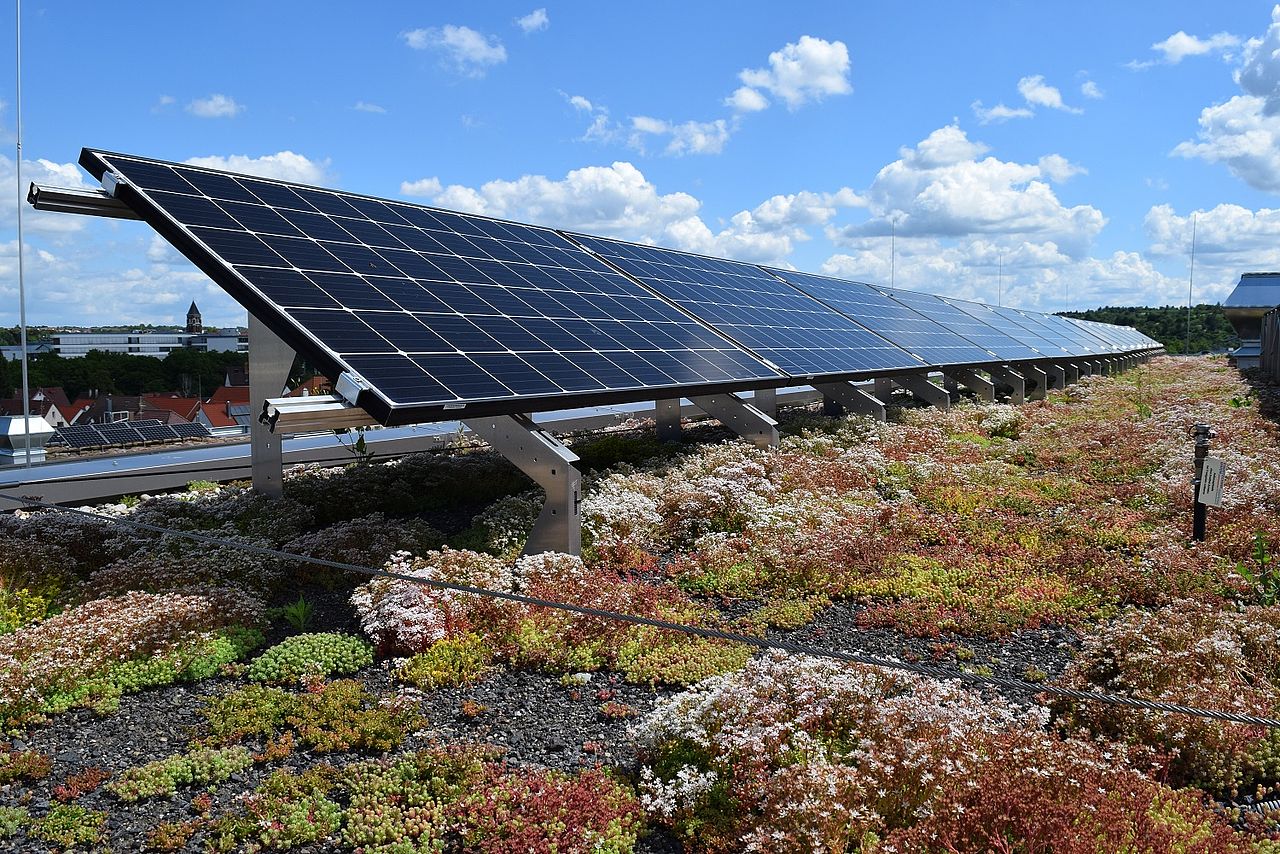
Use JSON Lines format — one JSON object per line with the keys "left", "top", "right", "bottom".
{"left": 248, "top": 313, "right": 1154, "bottom": 557}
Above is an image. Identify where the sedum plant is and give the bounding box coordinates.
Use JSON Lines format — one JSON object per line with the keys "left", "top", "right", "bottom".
{"left": 247, "top": 632, "right": 373, "bottom": 684}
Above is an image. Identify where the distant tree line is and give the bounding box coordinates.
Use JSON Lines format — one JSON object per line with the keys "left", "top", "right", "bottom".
{"left": 1060, "top": 304, "right": 1238, "bottom": 355}
{"left": 0, "top": 349, "right": 249, "bottom": 400}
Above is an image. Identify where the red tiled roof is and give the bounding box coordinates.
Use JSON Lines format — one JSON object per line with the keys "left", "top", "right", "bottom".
{"left": 198, "top": 402, "right": 237, "bottom": 429}
{"left": 208, "top": 385, "right": 250, "bottom": 406}
{"left": 142, "top": 394, "right": 202, "bottom": 421}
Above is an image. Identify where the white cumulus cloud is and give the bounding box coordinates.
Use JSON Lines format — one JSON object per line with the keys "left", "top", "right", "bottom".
{"left": 183, "top": 151, "right": 331, "bottom": 185}
{"left": 1016, "top": 75, "right": 1082, "bottom": 113}
{"left": 1239, "top": 5, "right": 1280, "bottom": 115}
{"left": 629, "top": 117, "right": 733, "bottom": 156}
{"left": 403, "top": 25, "right": 507, "bottom": 77}
{"left": 732, "top": 35, "right": 852, "bottom": 111}
{"left": 971, "top": 100, "right": 1034, "bottom": 124}
{"left": 514, "top": 8, "right": 548, "bottom": 33}
{"left": 400, "top": 177, "right": 443, "bottom": 197}
{"left": 186, "top": 94, "right": 243, "bottom": 118}
{"left": 1081, "top": 80, "right": 1103, "bottom": 99}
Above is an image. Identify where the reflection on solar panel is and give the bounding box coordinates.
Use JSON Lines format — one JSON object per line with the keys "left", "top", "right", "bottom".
{"left": 940, "top": 298, "right": 1073, "bottom": 358}
{"left": 765, "top": 269, "right": 1006, "bottom": 366}
{"left": 83, "top": 151, "right": 782, "bottom": 424}
{"left": 877, "top": 286, "right": 1046, "bottom": 362}
{"left": 172, "top": 422, "right": 213, "bottom": 438}
{"left": 1032, "top": 311, "right": 1117, "bottom": 355}
{"left": 571, "top": 234, "right": 926, "bottom": 376}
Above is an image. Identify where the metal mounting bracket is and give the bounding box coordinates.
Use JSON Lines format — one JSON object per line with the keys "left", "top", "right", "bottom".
{"left": 688, "top": 392, "right": 779, "bottom": 449}
{"left": 655, "top": 398, "right": 683, "bottom": 442}
{"left": 812, "top": 381, "right": 886, "bottom": 421}
{"left": 941, "top": 367, "right": 996, "bottom": 402}
{"left": 249, "top": 315, "right": 295, "bottom": 498}
{"left": 464, "top": 414, "right": 582, "bottom": 556}
{"left": 1021, "top": 365, "right": 1048, "bottom": 401}
{"left": 987, "top": 366, "right": 1026, "bottom": 404}
{"left": 1043, "top": 363, "right": 1066, "bottom": 391}
{"left": 752, "top": 388, "right": 777, "bottom": 418}
{"left": 891, "top": 374, "right": 951, "bottom": 410}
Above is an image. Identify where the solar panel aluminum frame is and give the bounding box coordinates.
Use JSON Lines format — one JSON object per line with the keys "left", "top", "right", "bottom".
{"left": 78, "top": 149, "right": 789, "bottom": 426}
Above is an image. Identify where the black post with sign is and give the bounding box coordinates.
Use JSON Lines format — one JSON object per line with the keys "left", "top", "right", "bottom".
{"left": 1192, "top": 423, "right": 1212, "bottom": 542}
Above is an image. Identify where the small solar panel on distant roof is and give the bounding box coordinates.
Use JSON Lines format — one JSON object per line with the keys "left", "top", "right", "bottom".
{"left": 571, "top": 234, "right": 925, "bottom": 377}
{"left": 172, "top": 422, "right": 212, "bottom": 438}
{"left": 56, "top": 425, "right": 106, "bottom": 448}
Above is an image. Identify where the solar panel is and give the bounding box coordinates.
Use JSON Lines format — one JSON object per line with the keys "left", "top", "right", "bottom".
{"left": 82, "top": 151, "right": 783, "bottom": 424}
{"left": 940, "top": 297, "right": 1074, "bottom": 358}
{"left": 172, "top": 422, "right": 212, "bottom": 438}
{"left": 876, "top": 286, "right": 1046, "bottom": 362}
{"left": 96, "top": 422, "right": 145, "bottom": 445}
{"left": 765, "top": 269, "right": 1008, "bottom": 366}
{"left": 57, "top": 425, "right": 106, "bottom": 448}
{"left": 570, "top": 234, "right": 926, "bottom": 377}
{"left": 133, "top": 420, "right": 180, "bottom": 441}
{"left": 1029, "top": 311, "right": 1118, "bottom": 355}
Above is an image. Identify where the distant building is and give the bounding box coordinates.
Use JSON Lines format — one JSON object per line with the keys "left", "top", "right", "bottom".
{"left": 1224, "top": 273, "right": 1280, "bottom": 369}
{"left": 50, "top": 301, "right": 246, "bottom": 358}
{"left": 1, "top": 341, "right": 55, "bottom": 361}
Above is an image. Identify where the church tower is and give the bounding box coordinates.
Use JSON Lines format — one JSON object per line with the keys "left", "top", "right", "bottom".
{"left": 186, "top": 301, "right": 203, "bottom": 334}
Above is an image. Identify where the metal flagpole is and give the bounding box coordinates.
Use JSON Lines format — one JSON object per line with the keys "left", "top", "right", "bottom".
{"left": 15, "top": 0, "right": 32, "bottom": 468}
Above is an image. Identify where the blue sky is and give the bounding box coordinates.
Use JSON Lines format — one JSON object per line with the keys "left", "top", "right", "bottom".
{"left": 4, "top": 1, "right": 1280, "bottom": 329}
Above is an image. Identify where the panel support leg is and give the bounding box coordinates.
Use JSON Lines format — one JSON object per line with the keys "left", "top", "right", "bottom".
{"left": 464, "top": 414, "right": 582, "bottom": 556}
{"left": 873, "top": 377, "right": 896, "bottom": 404}
{"left": 249, "top": 314, "right": 295, "bottom": 498}
{"left": 821, "top": 395, "right": 844, "bottom": 416}
{"left": 1022, "top": 365, "right": 1048, "bottom": 401}
{"left": 894, "top": 374, "right": 951, "bottom": 410}
{"left": 752, "top": 387, "right": 777, "bottom": 419}
{"left": 689, "top": 393, "right": 779, "bottom": 449}
{"left": 812, "top": 381, "right": 886, "bottom": 421}
{"left": 655, "top": 399, "right": 682, "bottom": 443}
{"left": 1065, "top": 363, "right": 1080, "bottom": 384}
{"left": 942, "top": 368, "right": 995, "bottom": 402}
{"left": 1044, "top": 364, "right": 1066, "bottom": 391}
{"left": 987, "top": 366, "right": 1026, "bottom": 404}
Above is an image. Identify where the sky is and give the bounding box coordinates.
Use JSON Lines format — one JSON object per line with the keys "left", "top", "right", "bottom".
{"left": 4, "top": 1, "right": 1280, "bottom": 330}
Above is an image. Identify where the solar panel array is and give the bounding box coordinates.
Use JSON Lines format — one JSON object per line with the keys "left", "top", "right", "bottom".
{"left": 50, "top": 419, "right": 209, "bottom": 449}
{"left": 572, "top": 235, "right": 927, "bottom": 376}
{"left": 765, "top": 269, "right": 1005, "bottom": 366}
{"left": 78, "top": 149, "right": 1161, "bottom": 426}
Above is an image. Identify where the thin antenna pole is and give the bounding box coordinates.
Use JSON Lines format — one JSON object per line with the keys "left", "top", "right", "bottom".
{"left": 15, "top": 0, "right": 31, "bottom": 468}
{"left": 890, "top": 218, "right": 895, "bottom": 289}
{"left": 998, "top": 249, "right": 1003, "bottom": 307}
{"left": 1187, "top": 213, "right": 1197, "bottom": 357}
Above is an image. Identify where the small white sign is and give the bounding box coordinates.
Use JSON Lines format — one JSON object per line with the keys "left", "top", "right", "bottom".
{"left": 1198, "top": 457, "right": 1227, "bottom": 507}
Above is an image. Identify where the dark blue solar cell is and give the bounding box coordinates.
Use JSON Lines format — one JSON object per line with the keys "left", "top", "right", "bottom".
{"left": 373, "top": 278, "right": 452, "bottom": 313}
{"left": 261, "top": 235, "right": 349, "bottom": 272}
{"left": 218, "top": 201, "right": 304, "bottom": 238}
{"left": 190, "top": 227, "right": 287, "bottom": 267}
{"left": 307, "top": 273, "right": 401, "bottom": 310}
{"left": 181, "top": 170, "right": 260, "bottom": 203}
{"left": 523, "top": 352, "right": 606, "bottom": 391}
{"left": 291, "top": 309, "right": 396, "bottom": 354}
{"left": 321, "top": 242, "right": 404, "bottom": 277}
{"left": 241, "top": 179, "right": 316, "bottom": 211}
{"left": 565, "top": 352, "right": 639, "bottom": 388}
{"left": 433, "top": 254, "right": 491, "bottom": 283}
{"left": 278, "top": 209, "right": 357, "bottom": 243}
{"left": 427, "top": 282, "right": 499, "bottom": 315}
{"left": 412, "top": 354, "right": 510, "bottom": 398}
{"left": 293, "top": 188, "right": 363, "bottom": 218}
{"left": 337, "top": 217, "right": 408, "bottom": 249}
{"left": 343, "top": 196, "right": 412, "bottom": 226}
{"left": 376, "top": 249, "right": 445, "bottom": 280}
{"left": 429, "top": 315, "right": 503, "bottom": 352}
{"left": 150, "top": 191, "right": 240, "bottom": 229}
{"left": 345, "top": 355, "right": 455, "bottom": 402}
{"left": 470, "top": 315, "right": 553, "bottom": 351}
{"left": 430, "top": 232, "right": 484, "bottom": 257}
{"left": 475, "top": 287, "right": 539, "bottom": 317}
{"left": 354, "top": 312, "right": 453, "bottom": 353}
{"left": 236, "top": 267, "right": 341, "bottom": 309}
{"left": 471, "top": 354, "right": 562, "bottom": 396}
{"left": 517, "top": 318, "right": 585, "bottom": 350}
{"left": 116, "top": 160, "right": 199, "bottom": 194}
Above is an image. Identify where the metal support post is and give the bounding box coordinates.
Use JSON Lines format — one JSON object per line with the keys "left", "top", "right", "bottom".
{"left": 655, "top": 398, "right": 682, "bottom": 442}
{"left": 464, "top": 414, "right": 582, "bottom": 556}
{"left": 893, "top": 374, "right": 951, "bottom": 410}
{"left": 1192, "top": 423, "right": 1212, "bottom": 542}
{"left": 986, "top": 366, "right": 1025, "bottom": 405}
{"left": 873, "top": 377, "right": 895, "bottom": 404}
{"left": 942, "top": 375, "right": 960, "bottom": 396}
{"left": 1022, "top": 365, "right": 1048, "bottom": 401}
{"left": 688, "top": 392, "right": 779, "bottom": 449}
{"left": 752, "top": 387, "right": 777, "bottom": 418}
{"left": 821, "top": 394, "right": 844, "bottom": 416}
{"left": 1064, "top": 363, "right": 1080, "bottom": 384}
{"left": 941, "top": 368, "right": 995, "bottom": 402}
{"left": 1043, "top": 363, "right": 1066, "bottom": 390}
{"left": 812, "top": 381, "right": 886, "bottom": 421}
{"left": 249, "top": 315, "right": 295, "bottom": 498}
